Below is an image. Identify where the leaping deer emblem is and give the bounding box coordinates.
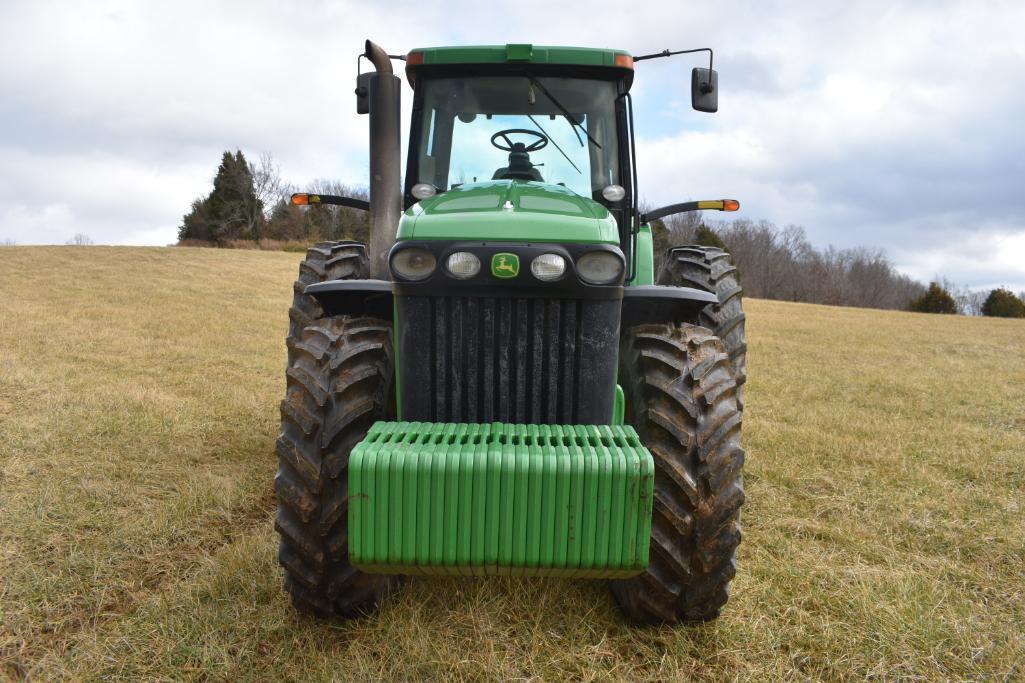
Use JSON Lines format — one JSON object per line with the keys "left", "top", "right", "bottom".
{"left": 492, "top": 254, "right": 519, "bottom": 277}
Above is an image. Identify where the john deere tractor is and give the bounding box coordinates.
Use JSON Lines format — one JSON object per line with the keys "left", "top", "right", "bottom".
{"left": 277, "top": 40, "right": 746, "bottom": 624}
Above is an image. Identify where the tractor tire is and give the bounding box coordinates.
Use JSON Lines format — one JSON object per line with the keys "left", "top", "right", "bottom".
{"left": 610, "top": 323, "right": 744, "bottom": 624}
{"left": 287, "top": 241, "right": 368, "bottom": 364}
{"left": 658, "top": 246, "right": 747, "bottom": 413}
{"left": 275, "top": 315, "right": 399, "bottom": 618}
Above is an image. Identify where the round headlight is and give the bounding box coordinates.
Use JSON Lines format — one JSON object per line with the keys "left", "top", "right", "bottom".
{"left": 601, "top": 184, "right": 626, "bottom": 202}
{"left": 530, "top": 253, "right": 566, "bottom": 281}
{"left": 446, "top": 251, "right": 480, "bottom": 279}
{"left": 390, "top": 247, "right": 436, "bottom": 280}
{"left": 576, "top": 251, "right": 623, "bottom": 284}
{"left": 411, "top": 183, "right": 437, "bottom": 200}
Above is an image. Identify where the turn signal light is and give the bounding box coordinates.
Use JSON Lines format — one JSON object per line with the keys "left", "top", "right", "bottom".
{"left": 723, "top": 199, "right": 740, "bottom": 212}
{"left": 291, "top": 193, "right": 320, "bottom": 206}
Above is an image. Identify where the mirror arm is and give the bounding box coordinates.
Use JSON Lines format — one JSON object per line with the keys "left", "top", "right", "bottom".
{"left": 633, "top": 47, "right": 713, "bottom": 75}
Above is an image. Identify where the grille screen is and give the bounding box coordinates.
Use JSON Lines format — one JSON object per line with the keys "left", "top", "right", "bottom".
{"left": 397, "top": 296, "right": 620, "bottom": 424}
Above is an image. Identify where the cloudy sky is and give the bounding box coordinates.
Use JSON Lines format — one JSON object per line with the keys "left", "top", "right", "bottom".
{"left": 2, "top": 0, "right": 1023, "bottom": 291}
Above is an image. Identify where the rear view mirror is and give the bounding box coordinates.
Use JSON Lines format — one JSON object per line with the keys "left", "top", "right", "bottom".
{"left": 691, "top": 68, "right": 718, "bottom": 113}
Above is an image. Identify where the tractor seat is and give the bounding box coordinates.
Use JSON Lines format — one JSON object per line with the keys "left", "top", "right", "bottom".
{"left": 492, "top": 142, "right": 544, "bottom": 182}
{"left": 492, "top": 166, "right": 544, "bottom": 182}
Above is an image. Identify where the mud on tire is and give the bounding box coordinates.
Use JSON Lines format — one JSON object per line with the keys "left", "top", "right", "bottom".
{"left": 610, "top": 323, "right": 744, "bottom": 624}
{"left": 658, "top": 246, "right": 747, "bottom": 413}
{"left": 287, "top": 241, "right": 368, "bottom": 364}
{"left": 275, "top": 315, "right": 399, "bottom": 618}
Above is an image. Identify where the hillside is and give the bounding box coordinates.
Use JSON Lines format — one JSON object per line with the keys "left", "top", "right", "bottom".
{"left": 1, "top": 246, "right": 1022, "bottom": 680}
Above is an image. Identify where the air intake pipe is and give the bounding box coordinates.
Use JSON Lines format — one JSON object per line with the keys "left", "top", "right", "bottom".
{"left": 362, "top": 40, "right": 401, "bottom": 279}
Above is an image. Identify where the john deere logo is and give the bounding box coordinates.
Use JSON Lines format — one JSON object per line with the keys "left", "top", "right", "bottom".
{"left": 491, "top": 253, "right": 519, "bottom": 278}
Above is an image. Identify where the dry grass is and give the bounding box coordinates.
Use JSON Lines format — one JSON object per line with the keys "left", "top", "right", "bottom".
{"left": 1, "top": 246, "right": 1022, "bottom": 681}
{"left": 175, "top": 238, "right": 310, "bottom": 252}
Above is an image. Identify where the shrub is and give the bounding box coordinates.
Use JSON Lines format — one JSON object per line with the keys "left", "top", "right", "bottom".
{"left": 693, "top": 225, "right": 728, "bottom": 251}
{"left": 981, "top": 287, "right": 1025, "bottom": 318}
{"left": 910, "top": 282, "right": 958, "bottom": 314}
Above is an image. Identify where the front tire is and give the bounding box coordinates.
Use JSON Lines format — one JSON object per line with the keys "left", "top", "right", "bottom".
{"left": 658, "top": 246, "right": 747, "bottom": 413}
{"left": 275, "top": 316, "right": 399, "bottom": 618}
{"left": 610, "top": 323, "right": 744, "bottom": 624}
{"left": 287, "top": 241, "right": 368, "bottom": 364}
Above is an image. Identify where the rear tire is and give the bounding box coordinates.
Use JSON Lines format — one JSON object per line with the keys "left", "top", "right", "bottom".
{"left": 275, "top": 315, "right": 399, "bottom": 618}
{"left": 658, "top": 246, "right": 747, "bottom": 413}
{"left": 610, "top": 323, "right": 744, "bottom": 624}
{"left": 287, "top": 241, "right": 368, "bottom": 364}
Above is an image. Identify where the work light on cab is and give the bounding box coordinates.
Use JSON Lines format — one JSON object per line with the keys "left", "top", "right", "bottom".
{"left": 602, "top": 184, "right": 626, "bottom": 202}
{"left": 411, "top": 183, "right": 437, "bottom": 200}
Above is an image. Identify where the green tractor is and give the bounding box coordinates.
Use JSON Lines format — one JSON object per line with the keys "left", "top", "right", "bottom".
{"left": 277, "top": 40, "right": 746, "bottom": 624}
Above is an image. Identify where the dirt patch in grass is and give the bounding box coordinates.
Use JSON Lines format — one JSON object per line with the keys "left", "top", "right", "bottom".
{"left": 2, "top": 246, "right": 1023, "bottom": 680}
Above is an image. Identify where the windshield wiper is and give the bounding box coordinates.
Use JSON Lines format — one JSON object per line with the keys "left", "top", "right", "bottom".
{"left": 524, "top": 74, "right": 602, "bottom": 150}
{"left": 527, "top": 114, "right": 581, "bottom": 174}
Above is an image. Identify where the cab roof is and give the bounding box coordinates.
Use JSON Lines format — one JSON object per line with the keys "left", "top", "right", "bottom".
{"left": 405, "top": 44, "right": 635, "bottom": 88}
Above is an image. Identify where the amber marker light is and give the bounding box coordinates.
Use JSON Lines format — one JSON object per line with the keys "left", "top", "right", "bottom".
{"left": 723, "top": 199, "right": 740, "bottom": 211}
{"left": 614, "top": 54, "right": 635, "bottom": 69}
{"left": 291, "top": 193, "right": 323, "bottom": 206}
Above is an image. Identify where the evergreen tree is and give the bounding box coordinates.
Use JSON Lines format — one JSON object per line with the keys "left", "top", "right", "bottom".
{"left": 981, "top": 287, "right": 1025, "bottom": 318}
{"left": 909, "top": 281, "right": 958, "bottom": 314}
{"left": 693, "top": 224, "right": 728, "bottom": 251}
{"left": 264, "top": 199, "right": 308, "bottom": 241}
{"left": 651, "top": 218, "right": 670, "bottom": 264}
{"left": 179, "top": 150, "right": 264, "bottom": 243}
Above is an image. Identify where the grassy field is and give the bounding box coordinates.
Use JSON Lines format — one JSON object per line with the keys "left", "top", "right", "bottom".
{"left": 1, "top": 246, "right": 1023, "bottom": 681}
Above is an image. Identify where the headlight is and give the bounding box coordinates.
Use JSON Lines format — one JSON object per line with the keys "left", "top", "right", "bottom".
{"left": 446, "top": 251, "right": 480, "bottom": 279}
{"left": 530, "top": 253, "right": 566, "bottom": 281}
{"left": 390, "top": 247, "right": 436, "bottom": 280}
{"left": 576, "top": 251, "right": 623, "bottom": 284}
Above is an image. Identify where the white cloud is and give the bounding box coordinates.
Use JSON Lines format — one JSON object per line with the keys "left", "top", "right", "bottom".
{"left": 894, "top": 230, "right": 1025, "bottom": 292}
{"left": 1, "top": 0, "right": 1023, "bottom": 290}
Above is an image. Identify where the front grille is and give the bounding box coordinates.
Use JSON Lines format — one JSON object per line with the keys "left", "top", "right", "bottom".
{"left": 397, "top": 296, "right": 620, "bottom": 424}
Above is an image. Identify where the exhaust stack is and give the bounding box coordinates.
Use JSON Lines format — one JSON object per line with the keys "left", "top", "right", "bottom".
{"left": 362, "top": 40, "right": 402, "bottom": 279}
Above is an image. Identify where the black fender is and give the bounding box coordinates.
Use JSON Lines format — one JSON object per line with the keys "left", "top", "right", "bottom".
{"left": 306, "top": 281, "right": 715, "bottom": 329}
{"left": 621, "top": 285, "right": 717, "bottom": 328}
{"left": 306, "top": 279, "right": 394, "bottom": 320}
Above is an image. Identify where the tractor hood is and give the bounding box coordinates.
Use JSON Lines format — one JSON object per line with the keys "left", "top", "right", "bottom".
{"left": 396, "top": 180, "right": 619, "bottom": 244}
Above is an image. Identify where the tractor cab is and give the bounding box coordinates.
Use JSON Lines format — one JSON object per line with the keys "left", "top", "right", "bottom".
{"left": 405, "top": 60, "right": 626, "bottom": 199}
{"left": 402, "top": 47, "right": 634, "bottom": 253}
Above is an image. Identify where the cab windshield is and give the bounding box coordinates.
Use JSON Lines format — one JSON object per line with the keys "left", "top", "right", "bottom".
{"left": 413, "top": 76, "right": 621, "bottom": 198}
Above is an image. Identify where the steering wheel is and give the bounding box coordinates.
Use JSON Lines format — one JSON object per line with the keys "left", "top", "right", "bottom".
{"left": 490, "top": 129, "right": 548, "bottom": 153}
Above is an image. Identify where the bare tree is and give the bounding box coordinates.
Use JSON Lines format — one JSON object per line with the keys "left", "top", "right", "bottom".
{"left": 663, "top": 217, "right": 927, "bottom": 311}
{"left": 251, "top": 151, "right": 283, "bottom": 219}
{"left": 940, "top": 277, "right": 985, "bottom": 316}
{"left": 66, "top": 233, "right": 94, "bottom": 246}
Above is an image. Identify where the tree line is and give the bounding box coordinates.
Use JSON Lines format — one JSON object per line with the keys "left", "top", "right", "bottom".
{"left": 655, "top": 211, "right": 1025, "bottom": 316}
{"left": 655, "top": 212, "right": 926, "bottom": 310}
{"left": 178, "top": 150, "right": 1025, "bottom": 317}
{"left": 178, "top": 150, "right": 368, "bottom": 247}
